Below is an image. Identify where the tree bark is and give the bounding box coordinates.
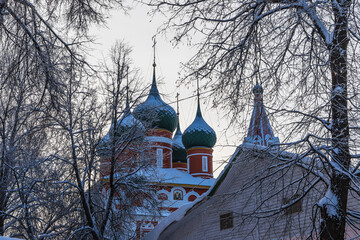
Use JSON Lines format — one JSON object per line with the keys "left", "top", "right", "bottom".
{"left": 320, "top": 2, "right": 351, "bottom": 239}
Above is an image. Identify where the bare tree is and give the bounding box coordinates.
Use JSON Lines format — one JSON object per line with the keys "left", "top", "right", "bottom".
{"left": 144, "top": 0, "right": 360, "bottom": 239}
{"left": 97, "top": 41, "right": 160, "bottom": 239}
{"left": 0, "top": 36, "right": 52, "bottom": 238}
{"left": 0, "top": 0, "right": 126, "bottom": 107}
{"left": 31, "top": 42, "right": 159, "bottom": 240}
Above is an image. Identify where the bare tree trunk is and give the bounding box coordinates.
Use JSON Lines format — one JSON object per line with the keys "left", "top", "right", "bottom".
{"left": 320, "top": 4, "right": 350, "bottom": 239}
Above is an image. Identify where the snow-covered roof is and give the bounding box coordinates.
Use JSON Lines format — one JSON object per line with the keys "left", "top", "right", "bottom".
{"left": 103, "top": 166, "right": 215, "bottom": 187}
{"left": 149, "top": 167, "right": 215, "bottom": 187}
{"left": 0, "top": 237, "right": 23, "bottom": 240}
{"left": 119, "top": 108, "right": 145, "bottom": 130}
{"left": 145, "top": 143, "right": 307, "bottom": 238}
{"left": 144, "top": 197, "right": 202, "bottom": 240}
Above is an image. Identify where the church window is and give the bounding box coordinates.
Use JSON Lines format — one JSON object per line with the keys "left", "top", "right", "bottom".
{"left": 220, "top": 212, "right": 233, "bottom": 230}
{"left": 156, "top": 148, "right": 163, "bottom": 167}
{"left": 173, "top": 190, "right": 183, "bottom": 200}
{"left": 202, "top": 156, "right": 208, "bottom": 172}
{"left": 282, "top": 193, "right": 303, "bottom": 214}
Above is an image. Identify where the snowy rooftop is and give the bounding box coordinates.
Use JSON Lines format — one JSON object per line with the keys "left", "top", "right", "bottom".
{"left": 145, "top": 143, "right": 311, "bottom": 239}
{"left": 0, "top": 237, "right": 23, "bottom": 240}
{"left": 144, "top": 198, "right": 201, "bottom": 240}
{"left": 149, "top": 167, "right": 215, "bottom": 187}
{"left": 105, "top": 167, "right": 215, "bottom": 187}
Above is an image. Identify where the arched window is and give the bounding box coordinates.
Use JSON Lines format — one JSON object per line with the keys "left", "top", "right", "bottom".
{"left": 173, "top": 190, "right": 183, "bottom": 200}
{"left": 202, "top": 156, "right": 208, "bottom": 172}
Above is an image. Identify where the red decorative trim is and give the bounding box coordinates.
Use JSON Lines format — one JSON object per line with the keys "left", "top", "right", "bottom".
{"left": 146, "top": 128, "right": 173, "bottom": 138}
{"left": 187, "top": 147, "right": 213, "bottom": 155}
{"left": 172, "top": 162, "right": 187, "bottom": 171}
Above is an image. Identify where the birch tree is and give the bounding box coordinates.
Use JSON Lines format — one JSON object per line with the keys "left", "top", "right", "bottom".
{"left": 145, "top": 0, "right": 360, "bottom": 239}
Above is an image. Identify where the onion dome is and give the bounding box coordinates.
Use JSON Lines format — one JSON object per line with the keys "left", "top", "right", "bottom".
{"left": 114, "top": 102, "right": 145, "bottom": 137}
{"left": 182, "top": 100, "right": 217, "bottom": 149}
{"left": 97, "top": 102, "right": 145, "bottom": 156}
{"left": 133, "top": 66, "right": 178, "bottom": 132}
{"left": 172, "top": 118, "right": 187, "bottom": 163}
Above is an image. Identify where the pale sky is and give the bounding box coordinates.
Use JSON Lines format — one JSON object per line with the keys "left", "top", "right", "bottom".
{"left": 90, "top": 3, "right": 241, "bottom": 176}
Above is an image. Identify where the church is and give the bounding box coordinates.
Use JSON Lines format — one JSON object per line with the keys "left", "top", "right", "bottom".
{"left": 98, "top": 53, "right": 217, "bottom": 239}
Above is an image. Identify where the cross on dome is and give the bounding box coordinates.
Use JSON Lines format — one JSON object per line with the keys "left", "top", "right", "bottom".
{"left": 182, "top": 80, "right": 216, "bottom": 149}
{"left": 133, "top": 39, "right": 178, "bottom": 132}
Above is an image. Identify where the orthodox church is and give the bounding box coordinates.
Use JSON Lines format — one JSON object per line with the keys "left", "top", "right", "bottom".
{"left": 99, "top": 53, "right": 217, "bottom": 238}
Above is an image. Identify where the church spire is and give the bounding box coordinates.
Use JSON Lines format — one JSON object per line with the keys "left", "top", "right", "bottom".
{"left": 243, "top": 83, "right": 279, "bottom": 147}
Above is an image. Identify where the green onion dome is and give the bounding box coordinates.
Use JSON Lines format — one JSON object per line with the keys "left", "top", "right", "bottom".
{"left": 97, "top": 104, "right": 145, "bottom": 156}
{"left": 172, "top": 119, "right": 187, "bottom": 163}
{"left": 182, "top": 101, "right": 217, "bottom": 149}
{"left": 133, "top": 70, "right": 177, "bottom": 132}
{"left": 114, "top": 105, "right": 145, "bottom": 137}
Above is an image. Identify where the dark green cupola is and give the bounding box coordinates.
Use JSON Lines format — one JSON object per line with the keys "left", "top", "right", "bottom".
{"left": 98, "top": 98, "right": 145, "bottom": 156}
{"left": 133, "top": 63, "right": 178, "bottom": 132}
{"left": 172, "top": 117, "right": 187, "bottom": 163}
{"left": 182, "top": 99, "right": 216, "bottom": 149}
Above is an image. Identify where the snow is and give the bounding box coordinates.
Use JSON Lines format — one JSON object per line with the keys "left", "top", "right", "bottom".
{"left": 149, "top": 168, "right": 215, "bottom": 186}
{"left": 0, "top": 237, "right": 22, "bottom": 240}
{"left": 135, "top": 93, "right": 176, "bottom": 119}
{"left": 107, "top": 166, "right": 215, "bottom": 187}
{"left": 142, "top": 148, "right": 234, "bottom": 239}
{"left": 172, "top": 132, "right": 185, "bottom": 149}
{"left": 119, "top": 112, "right": 144, "bottom": 129}
{"left": 333, "top": 86, "right": 344, "bottom": 95}
{"left": 144, "top": 199, "right": 200, "bottom": 240}
{"left": 318, "top": 188, "right": 339, "bottom": 218}
{"left": 184, "top": 114, "right": 216, "bottom": 137}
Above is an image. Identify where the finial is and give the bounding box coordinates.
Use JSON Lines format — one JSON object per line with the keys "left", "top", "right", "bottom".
{"left": 196, "top": 78, "right": 202, "bottom": 117}
{"left": 197, "top": 78, "right": 200, "bottom": 105}
{"left": 152, "top": 35, "right": 157, "bottom": 68}
{"left": 149, "top": 36, "right": 160, "bottom": 96}
{"left": 176, "top": 93, "right": 180, "bottom": 115}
